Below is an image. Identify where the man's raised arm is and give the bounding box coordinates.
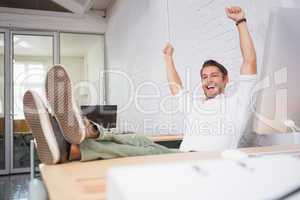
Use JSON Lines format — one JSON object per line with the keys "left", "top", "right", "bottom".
{"left": 226, "top": 7, "right": 257, "bottom": 75}
{"left": 163, "top": 43, "right": 183, "bottom": 95}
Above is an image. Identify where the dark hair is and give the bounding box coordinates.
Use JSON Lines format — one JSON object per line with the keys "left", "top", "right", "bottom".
{"left": 200, "top": 59, "right": 228, "bottom": 77}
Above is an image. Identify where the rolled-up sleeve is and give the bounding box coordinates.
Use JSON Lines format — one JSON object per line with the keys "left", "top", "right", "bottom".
{"left": 237, "top": 74, "right": 258, "bottom": 109}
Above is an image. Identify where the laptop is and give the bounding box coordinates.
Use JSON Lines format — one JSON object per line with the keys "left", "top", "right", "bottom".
{"left": 80, "top": 105, "right": 117, "bottom": 129}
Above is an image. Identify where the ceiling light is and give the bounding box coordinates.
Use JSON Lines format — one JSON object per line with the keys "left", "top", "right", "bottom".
{"left": 14, "top": 37, "right": 20, "bottom": 42}
{"left": 18, "top": 41, "right": 32, "bottom": 48}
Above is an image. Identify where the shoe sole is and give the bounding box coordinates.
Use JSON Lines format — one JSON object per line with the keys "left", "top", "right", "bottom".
{"left": 45, "top": 65, "right": 85, "bottom": 144}
{"left": 23, "top": 90, "right": 60, "bottom": 165}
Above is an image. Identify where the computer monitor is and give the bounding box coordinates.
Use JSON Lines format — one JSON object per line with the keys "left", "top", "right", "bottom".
{"left": 80, "top": 105, "right": 117, "bottom": 129}
{"left": 253, "top": 8, "right": 300, "bottom": 134}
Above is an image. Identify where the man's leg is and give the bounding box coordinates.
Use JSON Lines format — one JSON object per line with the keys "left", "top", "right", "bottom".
{"left": 23, "top": 90, "right": 94, "bottom": 164}
{"left": 45, "top": 65, "right": 177, "bottom": 162}
{"left": 23, "top": 90, "right": 70, "bottom": 165}
{"left": 79, "top": 120, "right": 177, "bottom": 162}
{"left": 45, "top": 65, "right": 86, "bottom": 144}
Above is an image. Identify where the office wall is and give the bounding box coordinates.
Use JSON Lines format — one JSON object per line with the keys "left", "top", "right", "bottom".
{"left": 105, "top": 0, "right": 300, "bottom": 134}
{"left": 106, "top": 0, "right": 172, "bottom": 133}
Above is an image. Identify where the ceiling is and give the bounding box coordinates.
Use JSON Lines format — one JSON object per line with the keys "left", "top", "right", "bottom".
{"left": 0, "top": 0, "right": 113, "bottom": 14}
{"left": 92, "top": 0, "right": 113, "bottom": 11}
{"left": 0, "top": 0, "right": 70, "bottom": 12}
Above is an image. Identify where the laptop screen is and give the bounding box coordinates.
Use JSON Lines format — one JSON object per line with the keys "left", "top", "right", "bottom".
{"left": 80, "top": 105, "right": 117, "bottom": 129}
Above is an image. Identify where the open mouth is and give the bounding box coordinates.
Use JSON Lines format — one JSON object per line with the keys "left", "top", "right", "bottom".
{"left": 206, "top": 84, "right": 216, "bottom": 91}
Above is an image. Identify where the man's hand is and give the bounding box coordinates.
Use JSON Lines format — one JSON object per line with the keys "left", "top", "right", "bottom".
{"left": 163, "top": 42, "right": 182, "bottom": 95}
{"left": 226, "top": 6, "right": 257, "bottom": 75}
{"left": 163, "top": 43, "right": 174, "bottom": 57}
{"left": 225, "top": 6, "right": 245, "bottom": 22}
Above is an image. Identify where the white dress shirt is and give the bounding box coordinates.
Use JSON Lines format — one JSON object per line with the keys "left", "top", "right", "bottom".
{"left": 177, "top": 74, "right": 257, "bottom": 152}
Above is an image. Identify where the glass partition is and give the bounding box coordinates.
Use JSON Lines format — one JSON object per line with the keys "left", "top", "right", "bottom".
{"left": 0, "top": 33, "right": 5, "bottom": 170}
{"left": 12, "top": 34, "right": 53, "bottom": 169}
{"left": 60, "top": 33, "right": 105, "bottom": 106}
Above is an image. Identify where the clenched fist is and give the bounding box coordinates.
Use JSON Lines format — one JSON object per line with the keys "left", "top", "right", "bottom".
{"left": 225, "top": 6, "right": 245, "bottom": 22}
{"left": 163, "top": 43, "right": 174, "bottom": 57}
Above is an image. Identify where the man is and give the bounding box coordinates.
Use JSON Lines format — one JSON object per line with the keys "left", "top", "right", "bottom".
{"left": 24, "top": 6, "right": 256, "bottom": 165}
{"left": 163, "top": 7, "right": 257, "bottom": 151}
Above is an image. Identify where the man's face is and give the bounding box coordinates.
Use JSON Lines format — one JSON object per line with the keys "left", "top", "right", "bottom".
{"left": 201, "top": 66, "right": 228, "bottom": 99}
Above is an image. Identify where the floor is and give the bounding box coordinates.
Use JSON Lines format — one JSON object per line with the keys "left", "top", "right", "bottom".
{"left": 0, "top": 174, "right": 31, "bottom": 200}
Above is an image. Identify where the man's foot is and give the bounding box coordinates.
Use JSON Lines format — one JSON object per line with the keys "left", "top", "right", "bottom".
{"left": 45, "top": 65, "right": 86, "bottom": 144}
{"left": 23, "top": 90, "right": 70, "bottom": 165}
{"left": 83, "top": 118, "right": 101, "bottom": 139}
{"left": 69, "top": 144, "right": 81, "bottom": 161}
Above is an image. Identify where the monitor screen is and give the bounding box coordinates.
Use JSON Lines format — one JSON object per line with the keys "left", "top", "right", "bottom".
{"left": 253, "top": 8, "right": 300, "bottom": 134}
{"left": 80, "top": 105, "right": 117, "bottom": 129}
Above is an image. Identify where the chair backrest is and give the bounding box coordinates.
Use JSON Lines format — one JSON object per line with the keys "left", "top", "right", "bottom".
{"left": 13, "top": 119, "right": 31, "bottom": 133}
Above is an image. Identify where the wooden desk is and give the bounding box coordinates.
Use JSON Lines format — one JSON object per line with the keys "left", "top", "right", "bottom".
{"left": 40, "top": 144, "right": 300, "bottom": 200}
{"left": 148, "top": 134, "right": 183, "bottom": 142}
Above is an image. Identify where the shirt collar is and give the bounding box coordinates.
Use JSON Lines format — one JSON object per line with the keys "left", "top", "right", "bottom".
{"left": 202, "top": 92, "right": 226, "bottom": 103}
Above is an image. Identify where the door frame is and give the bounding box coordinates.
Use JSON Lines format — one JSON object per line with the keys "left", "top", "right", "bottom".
{"left": 0, "top": 28, "right": 10, "bottom": 175}
{"left": 10, "top": 30, "right": 57, "bottom": 173}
